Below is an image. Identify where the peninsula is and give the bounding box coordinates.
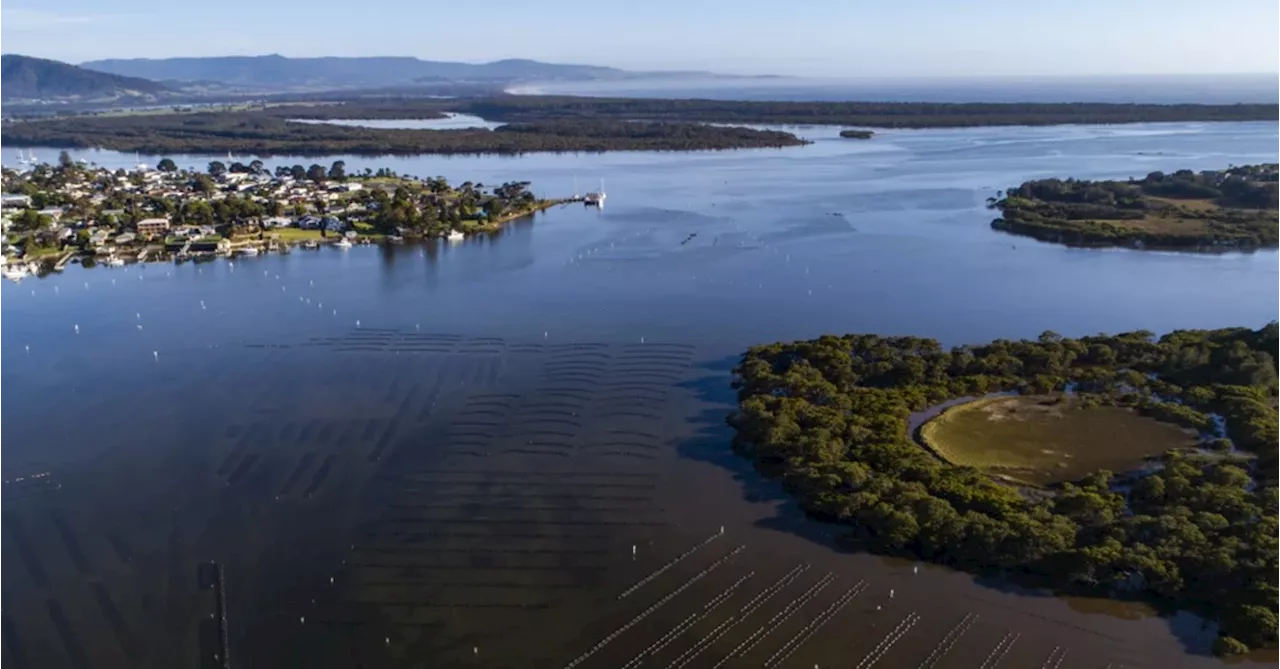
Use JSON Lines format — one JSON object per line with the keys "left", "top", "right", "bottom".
{"left": 1, "top": 153, "right": 560, "bottom": 274}
{"left": 729, "top": 326, "right": 1278, "bottom": 655}
{"left": 991, "top": 164, "right": 1279, "bottom": 250}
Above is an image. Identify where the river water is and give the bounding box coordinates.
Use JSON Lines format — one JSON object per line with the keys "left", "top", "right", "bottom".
{"left": 2, "top": 121, "right": 1277, "bottom": 668}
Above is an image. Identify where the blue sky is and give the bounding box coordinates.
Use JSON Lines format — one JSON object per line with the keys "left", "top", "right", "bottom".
{"left": 3, "top": 0, "right": 1277, "bottom": 76}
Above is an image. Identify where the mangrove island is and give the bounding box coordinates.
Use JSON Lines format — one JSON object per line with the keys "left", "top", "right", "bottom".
{"left": 838, "top": 129, "right": 874, "bottom": 139}
{"left": 990, "top": 164, "right": 1279, "bottom": 251}
{"left": 728, "top": 326, "right": 1278, "bottom": 655}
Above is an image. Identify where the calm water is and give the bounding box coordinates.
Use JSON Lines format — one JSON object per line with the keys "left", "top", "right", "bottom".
{"left": 3, "top": 122, "right": 1278, "bottom": 668}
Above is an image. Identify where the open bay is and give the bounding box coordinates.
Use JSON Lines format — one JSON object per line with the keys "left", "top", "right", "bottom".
{"left": 3, "top": 121, "right": 1276, "bottom": 668}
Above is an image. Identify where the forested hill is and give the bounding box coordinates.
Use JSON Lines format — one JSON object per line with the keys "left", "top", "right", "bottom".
{"left": 1, "top": 55, "right": 172, "bottom": 101}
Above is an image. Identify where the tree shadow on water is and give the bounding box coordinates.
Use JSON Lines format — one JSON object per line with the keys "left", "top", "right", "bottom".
{"left": 672, "top": 354, "right": 851, "bottom": 551}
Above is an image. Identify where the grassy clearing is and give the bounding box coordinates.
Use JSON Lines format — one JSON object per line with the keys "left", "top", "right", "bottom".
{"left": 919, "top": 395, "right": 1196, "bottom": 485}
{"left": 269, "top": 228, "right": 324, "bottom": 241}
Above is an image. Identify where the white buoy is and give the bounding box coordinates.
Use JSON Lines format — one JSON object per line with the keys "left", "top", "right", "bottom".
{"left": 200, "top": 300, "right": 206, "bottom": 310}
{"left": 84, "top": 282, "right": 89, "bottom": 289}
{"left": 25, "top": 345, "right": 30, "bottom": 353}
{"left": 300, "top": 616, "right": 305, "bottom": 624}
{"left": 913, "top": 565, "right": 919, "bottom": 575}
{"left": 153, "top": 351, "right": 159, "bottom": 361}
{"left": 333, "top": 310, "right": 337, "bottom": 316}
{"left": 330, "top": 576, "right": 335, "bottom": 584}
{"left": 719, "top": 525, "right": 724, "bottom": 535}
{"left": 136, "top": 312, "right": 141, "bottom": 320}
{"left": 74, "top": 324, "right": 79, "bottom": 334}
{"left": 309, "top": 280, "right": 314, "bottom": 286}
{"left": 544, "top": 331, "right": 548, "bottom": 339}
{"left": 385, "top": 637, "right": 390, "bottom": 645}
{"left": 889, "top": 589, "right": 895, "bottom": 599}
{"left": 876, "top": 605, "right": 882, "bottom": 611}
{"left": 632, "top": 544, "right": 637, "bottom": 558}
{"left": 415, "top": 324, "right": 420, "bottom": 330}
{"left": 137, "top": 325, "right": 143, "bottom": 331}
{"left": 356, "top": 320, "right": 361, "bottom": 328}
{"left": 473, "top": 647, "right": 478, "bottom": 655}
{"left": 640, "top": 336, "right": 645, "bottom": 344}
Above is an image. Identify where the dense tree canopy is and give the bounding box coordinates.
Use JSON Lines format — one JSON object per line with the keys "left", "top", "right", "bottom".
{"left": 729, "top": 325, "right": 1278, "bottom": 654}
{"left": 992, "top": 165, "right": 1279, "bottom": 250}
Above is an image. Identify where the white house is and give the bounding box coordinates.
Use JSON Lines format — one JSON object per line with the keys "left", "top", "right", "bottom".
{"left": 1, "top": 194, "right": 32, "bottom": 209}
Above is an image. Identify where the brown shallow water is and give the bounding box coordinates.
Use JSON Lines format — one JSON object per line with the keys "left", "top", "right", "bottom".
{"left": 3, "top": 330, "right": 1269, "bottom": 669}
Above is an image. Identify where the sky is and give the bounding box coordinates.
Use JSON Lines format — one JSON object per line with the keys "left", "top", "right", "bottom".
{"left": 3, "top": 0, "right": 1278, "bottom": 77}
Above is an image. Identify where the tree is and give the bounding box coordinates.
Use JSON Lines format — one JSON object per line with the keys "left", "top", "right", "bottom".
{"left": 157, "top": 158, "right": 178, "bottom": 172}
{"left": 58, "top": 150, "right": 74, "bottom": 169}
{"left": 207, "top": 161, "right": 227, "bottom": 178}
{"left": 328, "top": 160, "right": 346, "bottom": 181}
{"left": 249, "top": 159, "right": 265, "bottom": 175}
{"left": 290, "top": 165, "right": 306, "bottom": 181}
{"left": 307, "top": 164, "right": 327, "bottom": 183}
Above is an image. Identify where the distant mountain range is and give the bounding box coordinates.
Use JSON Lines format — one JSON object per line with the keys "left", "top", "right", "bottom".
{"left": 1, "top": 54, "right": 174, "bottom": 101}
{"left": 79, "top": 54, "right": 713, "bottom": 92}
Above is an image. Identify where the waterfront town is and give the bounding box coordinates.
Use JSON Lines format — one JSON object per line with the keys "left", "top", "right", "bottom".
{"left": 1, "top": 151, "right": 557, "bottom": 279}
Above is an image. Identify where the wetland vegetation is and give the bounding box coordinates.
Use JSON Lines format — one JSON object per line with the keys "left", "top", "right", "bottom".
{"left": 991, "top": 163, "right": 1279, "bottom": 250}
{"left": 0, "top": 111, "right": 808, "bottom": 155}
{"left": 729, "top": 325, "right": 1279, "bottom": 654}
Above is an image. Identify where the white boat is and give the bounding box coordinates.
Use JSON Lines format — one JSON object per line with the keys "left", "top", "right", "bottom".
{"left": 302, "top": 240, "right": 319, "bottom": 250}
{"left": 2, "top": 265, "right": 28, "bottom": 282}
{"left": 238, "top": 247, "right": 260, "bottom": 256}
{"left": 106, "top": 257, "right": 126, "bottom": 267}
{"left": 447, "top": 230, "right": 465, "bottom": 242}
{"left": 334, "top": 238, "right": 353, "bottom": 249}
{"left": 584, "top": 178, "right": 607, "bottom": 207}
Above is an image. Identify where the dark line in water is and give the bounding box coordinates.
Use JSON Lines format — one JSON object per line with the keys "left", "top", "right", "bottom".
{"left": 46, "top": 600, "right": 90, "bottom": 669}
{"left": 360, "top": 579, "right": 586, "bottom": 590}
{"left": 368, "top": 422, "right": 398, "bottom": 463}
{"left": 361, "top": 530, "right": 617, "bottom": 541}
{"left": 92, "top": 583, "right": 142, "bottom": 662}
{"left": 279, "top": 453, "right": 317, "bottom": 496}
{"left": 350, "top": 562, "right": 609, "bottom": 572}
{"left": 352, "top": 600, "right": 551, "bottom": 609}
{"left": 360, "top": 419, "right": 382, "bottom": 441}
{"left": 106, "top": 530, "right": 133, "bottom": 564}
{"left": 378, "top": 517, "right": 666, "bottom": 527}
{"left": 303, "top": 455, "right": 336, "bottom": 496}
{"left": 356, "top": 545, "right": 611, "bottom": 555}
{"left": 51, "top": 512, "right": 93, "bottom": 576}
{"left": 384, "top": 480, "right": 656, "bottom": 490}
{"left": 4, "top": 516, "right": 50, "bottom": 588}
{"left": 1, "top": 616, "right": 30, "bottom": 669}
{"left": 505, "top": 448, "right": 572, "bottom": 457}
{"left": 226, "top": 453, "right": 260, "bottom": 485}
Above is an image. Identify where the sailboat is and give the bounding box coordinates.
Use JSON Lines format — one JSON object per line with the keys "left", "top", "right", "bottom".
{"left": 584, "top": 179, "right": 606, "bottom": 207}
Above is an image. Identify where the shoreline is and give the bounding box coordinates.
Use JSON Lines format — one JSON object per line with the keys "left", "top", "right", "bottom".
{"left": 3, "top": 199, "right": 573, "bottom": 280}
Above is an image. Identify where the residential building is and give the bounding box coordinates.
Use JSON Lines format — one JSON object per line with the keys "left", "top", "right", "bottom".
{"left": 136, "top": 217, "right": 171, "bottom": 236}
{"left": 1, "top": 194, "right": 32, "bottom": 209}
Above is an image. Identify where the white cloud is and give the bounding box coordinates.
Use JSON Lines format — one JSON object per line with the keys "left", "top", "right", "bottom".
{"left": 2, "top": 8, "right": 104, "bottom": 31}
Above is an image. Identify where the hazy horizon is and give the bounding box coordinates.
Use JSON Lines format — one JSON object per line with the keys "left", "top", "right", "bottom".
{"left": 4, "top": 0, "right": 1277, "bottom": 78}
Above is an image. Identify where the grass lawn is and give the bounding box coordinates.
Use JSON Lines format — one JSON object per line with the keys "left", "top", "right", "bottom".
{"left": 269, "top": 228, "right": 325, "bottom": 241}
{"left": 918, "top": 395, "right": 1196, "bottom": 485}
